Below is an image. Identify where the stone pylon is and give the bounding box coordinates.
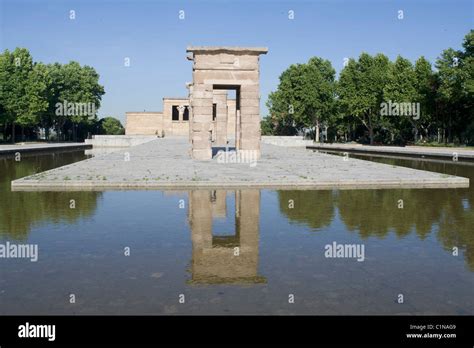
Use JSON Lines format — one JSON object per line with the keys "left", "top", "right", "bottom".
{"left": 187, "top": 46, "right": 268, "bottom": 160}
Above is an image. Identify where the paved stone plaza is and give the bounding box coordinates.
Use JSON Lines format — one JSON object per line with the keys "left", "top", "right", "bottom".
{"left": 11, "top": 138, "right": 469, "bottom": 190}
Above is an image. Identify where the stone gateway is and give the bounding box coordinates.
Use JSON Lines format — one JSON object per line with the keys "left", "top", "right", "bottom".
{"left": 124, "top": 46, "right": 268, "bottom": 161}
{"left": 186, "top": 46, "right": 268, "bottom": 160}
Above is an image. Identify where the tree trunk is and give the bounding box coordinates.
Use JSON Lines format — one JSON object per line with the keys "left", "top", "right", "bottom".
{"left": 368, "top": 115, "right": 374, "bottom": 145}
{"left": 11, "top": 122, "right": 15, "bottom": 143}
{"left": 315, "top": 118, "right": 320, "bottom": 143}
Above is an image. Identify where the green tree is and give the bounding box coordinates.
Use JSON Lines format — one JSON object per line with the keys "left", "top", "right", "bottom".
{"left": 414, "top": 56, "right": 436, "bottom": 142}
{"left": 0, "top": 48, "right": 48, "bottom": 141}
{"left": 301, "top": 57, "right": 337, "bottom": 141}
{"left": 100, "top": 116, "right": 124, "bottom": 135}
{"left": 435, "top": 30, "right": 473, "bottom": 145}
{"left": 260, "top": 115, "right": 276, "bottom": 135}
{"left": 436, "top": 48, "right": 463, "bottom": 143}
{"left": 266, "top": 63, "right": 306, "bottom": 135}
{"left": 52, "top": 62, "right": 105, "bottom": 141}
{"left": 266, "top": 57, "right": 336, "bottom": 140}
{"left": 460, "top": 30, "right": 474, "bottom": 144}
{"left": 338, "top": 53, "right": 391, "bottom": 145}
{"left": 383, "top": 56, "right": 418, "bottom": 143}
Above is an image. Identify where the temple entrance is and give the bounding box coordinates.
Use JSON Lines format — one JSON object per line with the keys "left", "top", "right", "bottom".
{"left": 187, "top": 46, "right": 268, "bottom": 160}
{"left": 211, "top": 85, "right": 239, "bottom": 155}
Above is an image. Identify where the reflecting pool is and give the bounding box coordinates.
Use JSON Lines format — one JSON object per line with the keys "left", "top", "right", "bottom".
{"left": 0, "top": 151, "right": 473, "bottom": 314}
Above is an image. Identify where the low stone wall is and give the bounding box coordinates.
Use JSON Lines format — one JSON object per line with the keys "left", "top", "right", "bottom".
{"left": 85, "top": 135, "right": 158, "bottom": 147}
{"left": 125, "top": 112, "right": 163, "bottom": 135}
{"left": 261, "top": 136, "right": 314, "bottom": 147}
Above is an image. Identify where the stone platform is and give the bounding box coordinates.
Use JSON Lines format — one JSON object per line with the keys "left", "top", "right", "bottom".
{"left": 11, "top": 138, "right": 469, "bottom": 191}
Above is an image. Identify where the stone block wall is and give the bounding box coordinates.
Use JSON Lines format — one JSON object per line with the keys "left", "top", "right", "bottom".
{"left": 125, "top": 112, "right": 163, "bottom": 135}
{"left": 187, "top": 47, "right": 268, "bottom": 160}
{"left": 162, "top": 97, "right": 190, "bottom": 137}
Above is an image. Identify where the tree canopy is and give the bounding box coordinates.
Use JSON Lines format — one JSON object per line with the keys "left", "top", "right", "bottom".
{"left": 266, "top": 57, "right": 336, "bottom": 140}
{"left": 0, "top": 48, "right": 105, "bottom": 142}
{"left": 99, "top": 117, "right": 124, "bottom": 135}
{"left": 264, "top": 30, "right": 474, "bottom": 146}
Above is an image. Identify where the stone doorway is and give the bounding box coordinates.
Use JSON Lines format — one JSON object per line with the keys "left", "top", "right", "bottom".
{"left": 212, "top": 85, "right": 239, "bottom": 154}
{"left": 187, "top": 46, "right": 268, "bottom": 160}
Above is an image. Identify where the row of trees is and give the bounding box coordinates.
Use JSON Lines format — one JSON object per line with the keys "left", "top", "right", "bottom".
{"left": 0, "top": 48, "right": 124, "bottom": 142}
{"left": 263, "top": 30, "right": 474, "bottom": 145}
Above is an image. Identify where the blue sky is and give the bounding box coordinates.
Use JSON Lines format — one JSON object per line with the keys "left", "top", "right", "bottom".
{"left": 1, "top": 0, "right": 472, "bottom": 123}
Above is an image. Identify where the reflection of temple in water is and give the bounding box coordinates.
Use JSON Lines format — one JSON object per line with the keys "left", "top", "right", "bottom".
{"left": 187, "top": 190, "right": 265, "bottom": 284}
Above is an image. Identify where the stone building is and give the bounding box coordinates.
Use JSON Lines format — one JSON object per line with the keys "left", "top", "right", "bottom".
{"left": 125, "top": 46, "right": 268, "bottom": 159}
{"left": 187, "top": 46, "right": 268, "bottom": 159}
{"left": 125, "top": 96, "right": 237, "bottom": 142}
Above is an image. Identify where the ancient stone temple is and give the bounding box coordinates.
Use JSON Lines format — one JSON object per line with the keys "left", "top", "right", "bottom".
{"left": 124, "top": 97, "right": 189, "bottom": 137}
{"left": 124, "top": 46, "right": 268, "bottom": 161}
{"left": 187, "top": 46, "right": 268, "bottom": 160}
{"left": 125, "top": 95, "right": 237, "bottom": 139}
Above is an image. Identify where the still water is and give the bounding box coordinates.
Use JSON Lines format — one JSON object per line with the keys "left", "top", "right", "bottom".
{"left": 0, "top": 150, "right": 473, "bottom": 315}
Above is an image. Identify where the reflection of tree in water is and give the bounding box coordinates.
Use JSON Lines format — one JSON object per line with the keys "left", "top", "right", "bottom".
{"left": 436, "top": 189, "right": 474, "bottom": 271}
{"left": 277, "top": 157, "right": 474, "bottom": 270}
{"left": 0, "top": 152, "right": 101, "bottom": 241}
{"left": 350, "top": 156, "right": 474, "bottom": 271}
{"left": 336, "top": 189, "right": 445, "bottom": 240}
{"left": 278, "top": 190, "right": 335, "bottom": 230}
